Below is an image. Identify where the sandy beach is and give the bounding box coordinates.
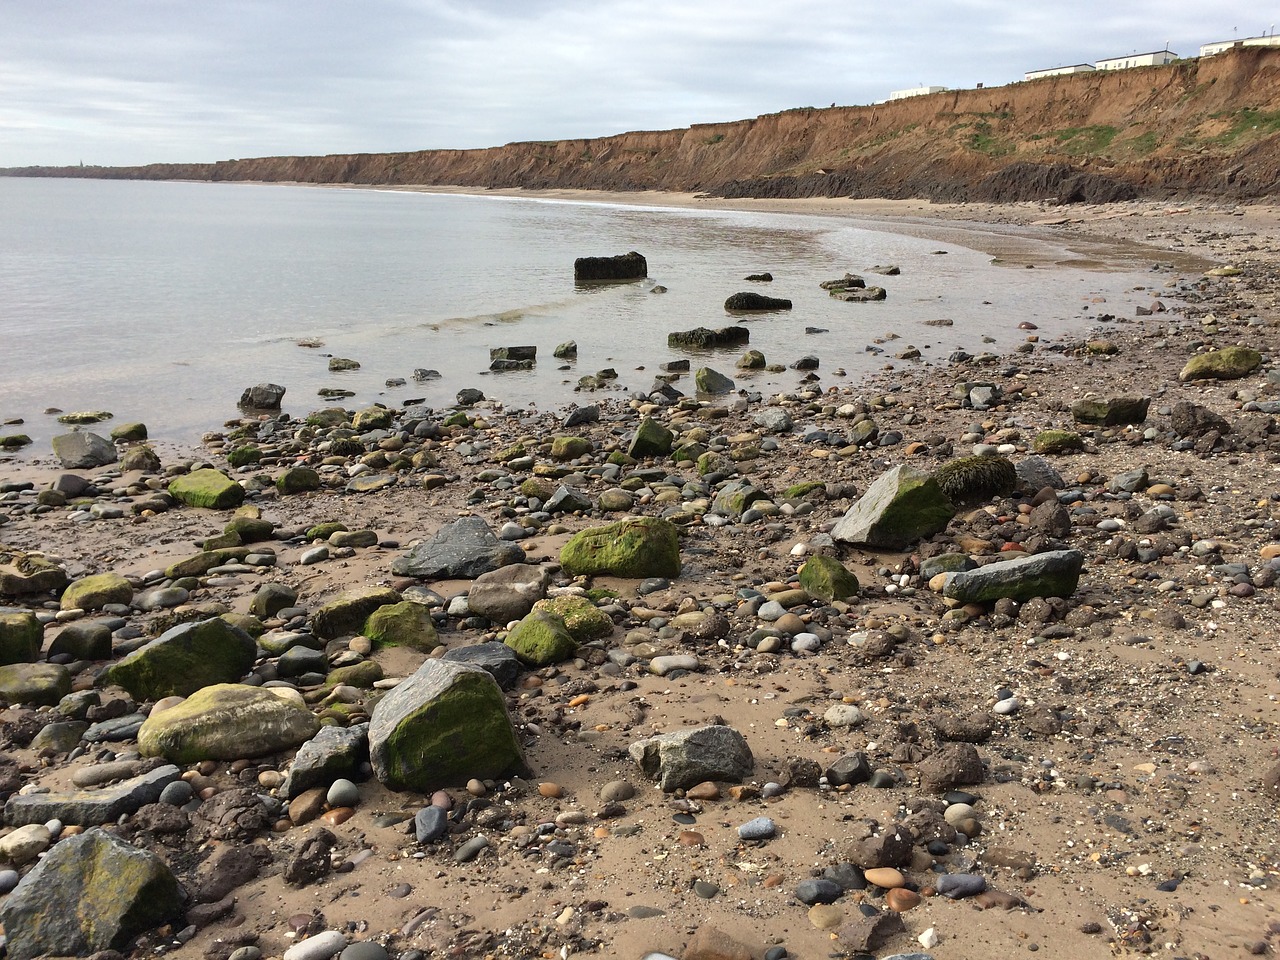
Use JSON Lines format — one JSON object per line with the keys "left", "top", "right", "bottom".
{"left": 2, "top": 194, "right": 1280, "bottom": 960}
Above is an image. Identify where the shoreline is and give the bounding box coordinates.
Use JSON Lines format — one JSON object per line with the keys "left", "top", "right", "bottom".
{"left": 2, "top": 197, "right": 1280, "bottom": 959}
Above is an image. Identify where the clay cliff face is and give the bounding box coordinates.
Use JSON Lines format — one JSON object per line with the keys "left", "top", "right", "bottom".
{"left": 7, "top": 47, "right": 1280, "bottom": 202}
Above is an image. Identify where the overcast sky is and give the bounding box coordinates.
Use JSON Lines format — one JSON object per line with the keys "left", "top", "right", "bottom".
{"left": 1, "top": 1, "right": 1275, "bottom": 167}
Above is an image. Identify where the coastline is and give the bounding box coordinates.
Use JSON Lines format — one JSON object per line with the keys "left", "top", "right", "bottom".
{"left": 2, "top": 194, "right": 1280, "bottom": 959}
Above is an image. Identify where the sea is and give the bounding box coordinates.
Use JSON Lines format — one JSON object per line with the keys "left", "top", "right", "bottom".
{"left": 0, "top": 177, "right": 1160, "bottom": 454}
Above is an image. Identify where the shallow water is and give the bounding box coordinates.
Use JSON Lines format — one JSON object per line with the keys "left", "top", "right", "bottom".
{"left": 0, "top": 178, "right": 1155, "bottom": 451}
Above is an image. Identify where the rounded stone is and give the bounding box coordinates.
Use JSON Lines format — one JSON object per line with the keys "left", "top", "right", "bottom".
{"left": 282, "top": 930, "right": 348, "bottom": 960}
{"left": 327, "top": 778, "right": 361, "bottom": 808}
{"left": 886, "top": 887, "right": 922, "bottom": 911}
{"left": 600, "top": 780, "right": 635, "bottom": 802}
{"left": 737, "top": 816, "right": 776, "bottom": 840}
{"left": 0, "top": 869, "right": 19, "bottom": 895}
{"left": 159, "top": 780, "right": 194, "bottom": 806}
{"left": 340, "top": 944, "right": 390, "bottom": 960}
{"left": 863, "top": 866, "right": 906, "bottom": 889}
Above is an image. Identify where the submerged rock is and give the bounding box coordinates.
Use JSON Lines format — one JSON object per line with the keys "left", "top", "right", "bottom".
{"left": 724, "top": 291, "right": 792, "bottom": 311}
{"left": 574, "top": 251, "right": 647, "bottom": 283}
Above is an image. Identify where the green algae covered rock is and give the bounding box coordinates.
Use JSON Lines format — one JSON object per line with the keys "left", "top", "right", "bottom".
{"left": 942, "top": 549, "right": 1085, "bottom": 603}
{"left": 0, "top": 548, "right": 68, "bottom": 596}
{"left": 164, "top": 547, "right": 253, "bottom": 579}
{"left": 138, "top": 683, "right": 319, "bottom": 763}
{"left": 369, "top": 659, "right": 526, "bottom": 792}
{"left": 1179, "top": 345, "right": 1262, "bottom": 382}
{"left": 560, "top": 516, "right": 681, "bottom": 579}
{"left": 364, "top": 600, "right": 441, "bottom": 651}
{"left": 277, "top": 466, "right": 322, "bottom": 494}
{"left": 0, "top": 662, "right": 71, "bottom": 706}
{"left": 1033, "top": 430, "right": 1085, "bottom": 454}
{"left": 831, "top": 464, "right": 955, "bottom": 550}
{"left": 352, "top": 405, "right": 395, "bottom": 430}
{"left": 550, "top": 436, "right": 592, "bottom": 460}
{"left": 100, "top": 617, "right": 257, "bottom": 700}
{"left": 168, "top": 468, "right": 245, "bottom": 509}
{"left": 0, "top": 828, "right": 183, "bottom": 960}
{"left": 504, "top": 609, "right": 578, "bottom": 666}
{"left": 798, "top": 555, "right": 861, "bottom": 603}
{"left": 0, "top": 611, "right": 42, "bottom": 665}
{"left": 628, "top": 417, "right": 674, "bottom": 458}
{"left": 312, "top": 586, "right": 402, "bottom": 640}
{"left": 532, "top": 595, "right": 613, "bottom": 641}
{"left": 931, "top": 454, "right": 1018, "bottom": 505}
{"left": 61, "top": 572, "right": 133, "bottom": 612}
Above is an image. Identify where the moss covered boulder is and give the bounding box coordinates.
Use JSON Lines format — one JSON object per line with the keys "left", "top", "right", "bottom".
{"left": 550, "top": 436, "right": 592, "bottom": 460}
{"left": 1179, "top": 345, "right": 1262, "bottom": 382}
{"left": 369, "top": 659, "right": 526, "bottom": 792}
{"left": 1070, "top": 396, "right": 1150, "bottom": 426}
{"left": 560, "top": 516, "right": 681, "bottom": 579}
{"left": 504, "top": 609, "right": 578, "bottom": 666}
{"left": 0, "top": 611, "right": 42, "bottom": 665}
{"left": 60, "top": 572, "right": 133, "bottom": 612}
{"left": 364, "top": 601, "right": 441, "bottom": 651}
{"left": 109, "top": 422, "right": 148, "bottom": 442}
{"left": 168, "top": 469, "right": 245, "bottom": 509}
{"left": 277, "top": 466, "right": 322, "bottom": 494}
{"left": 312, "top": 586, "right": 402, "bottom": 640}
{"left": 931, "top": 455, "right": 1017, "bottom": 505}
{"left": 1033, "top": 430, "right": 1085, "bottom": 454}
{"left": 798, "top": 555, "right": 861, "bottom": 603}
{"left": 532, "top": 595, "right": 613, "bottom": 641}
{"left": 100, "top": 617, "right": 257, "bottom": 700}
{"left": 0, "top": 662, "right": 70, "bottom": 706}
{"left": 225, "top": 515, "right": 275, "bottom": 543}
{"left": 627, "top": 417, "right": 674, "bottom": 459}
{"left": 831, "top": 464, "right": 955, "bottom": 550}
{"left": 138, "top": 684, "right": 319, "bottom": 763}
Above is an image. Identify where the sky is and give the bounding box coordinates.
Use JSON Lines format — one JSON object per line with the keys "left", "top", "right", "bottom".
{"left": 1, "top": 1, "right": 1276, "bottom": 168}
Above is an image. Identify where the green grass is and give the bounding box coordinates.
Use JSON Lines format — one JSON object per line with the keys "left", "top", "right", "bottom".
{"left": 1051, "top": 125, "right": 1119, "bottom": 155}
{"left": 1208, "top": 107, "right": 1280, "bottom": 145}
{"left": 964, "top": 120, "right": 1015, "bottom": 157}
{"left": 1125, "top": 131, "right": 1159, "bottom": 155}
{"left": 702, "top": 133, "right": 725, "bottom": 145}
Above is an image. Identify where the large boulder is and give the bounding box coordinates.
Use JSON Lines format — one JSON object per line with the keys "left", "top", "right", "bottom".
{"left": 629, "top": 724, "right": 754, "bottom": 791}
{"left": 831, "top": 464, "right": 956, "bottom": 549}
{"left": 468, "top": 563, "right": 552, "bottom": 625}
{"left": 168, "top": 468, "right": 245, "bottom": 509}
{"left": 368, "top": 660, "right": 526, "bottom": 792}
{"left": 0, "top": 662, "right": 71, "bottom": 705}
{"left": 391, "top": 516, "right": 525, "bottom": 579}
{"left": 0, "top": 611, "right": 42, "bottom": 665}
{"left": 1179, "top": 345, "right": 1262, "bottom": 382}
{"left": 574, "top": 251, "right": 647, "bottom": 283}
{"left": 239, "top": 383, "right": 286, "bottom": 409}
{"left": 51, "top": 432, "right": 117, "bottom": 469}
{"left": 941, "top": 549, "right": 1085, "bottom": 603}
{"left": 311, "top": 586, "right": 402, "bottom": 640}
{"left": 628, "top": 417, "right": 674, "bottom": 458}
{"left": 504, "top": 609, "right": 577, "bottom": 666}
{"left": 560, "top": 516, "right": 681, "bottom": 579}
{"left": 667, "top": 326, "right": 750, "bottom": 350}
{"left": 138, "top": 684, "right": 320, "bottom": 763}
{"left": 0, "top": 829, "right": 184, "bottom": 960}
{"left": 364, "top": 600, "right": 441, "bottom": 651}
{"left": 798, "top": 555, "right": 861, "bottom": 602}
{"left": 0, "top": 548, "right": 69, "bottom": 596}
{"left": 60, "top": 571, "right": 133, "bottom": 612}
{"left": 724, "top": 292, "right": 792, "bottom": 311}
{"left": 100, "top": 617, "right": 257, "bottom": 700}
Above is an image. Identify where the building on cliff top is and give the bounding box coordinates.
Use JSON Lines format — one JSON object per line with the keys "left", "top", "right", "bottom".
{"left": 1200, "top": 34, "right": 1280, "bottom": 57}
{"left": 1024, "top": 63, "right": 1097, "bottom": 80}
{"left": 1094, "top": 50, "right": 1179, "bottom": 70}
{"left": 887, "top": 85, "right": 948, "bottom": 101}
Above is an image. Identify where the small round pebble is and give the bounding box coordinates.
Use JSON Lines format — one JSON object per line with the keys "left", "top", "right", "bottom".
{"left": 738, "top": 816, "right": 777, "bottom": 840}
{"left": 340, "top": 943, "right": 389, "bottom": 960}
{"left": 327, "top": 779, "right": 360, "bottom": 808}
{"left": 228, "top": 948, "right": 262, "bottom": 960}
{"left": 159, "top": 780, "right": 194, "bottom": 806}
{"left": 0, "top": 869, "right": 19, "bottom": 895}
{"left": 282, "top": 930, "right": 347, "bottom": 960}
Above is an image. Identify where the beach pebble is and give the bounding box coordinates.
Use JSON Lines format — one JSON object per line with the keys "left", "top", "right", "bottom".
{"left": 0, "top": 869, "right": 20, "bottom": 894}
{"left": 454, "top": 835, "right": 489, "bottom": 863}
{"left": 300, "top": 546, "right": 329, "bottom": 565}
{"left": 824, "top": 704, "right": 863, "bottom": 728}
{"left": 283, "top": 931, "right": 348, "bottom": 960}
{"left": 738, "top": 816, "right": 776, "bottom": 840}
{"left": 160, "top": 780, "right": 194, "bottom": 806}
{"left": 993, "top": 697, "right": 1020, "bottom": 715}
{"left": 863, "top": 866, "right": 906, "bottom": 888}
{"left": 600, "top": 780, "right": 635, "bottom": 802}
{"left": 340, "top": 943, "right": 390, "bottom": 960}
{"left": 649, "top": 654, "right": 699, "bottom": 676}
{"left": 795, "top": 878, "right": 843, "bottom": 904}
{"left": 326, "top": 779, "right": 360, "bottom": 808}
{"left": 937, "top": 872, "right": 987, "bottom": 898}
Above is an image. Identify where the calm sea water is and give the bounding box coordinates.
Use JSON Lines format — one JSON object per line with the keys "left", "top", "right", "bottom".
{"left": 0, "top": 178, "right": 1151, "bottom": 452}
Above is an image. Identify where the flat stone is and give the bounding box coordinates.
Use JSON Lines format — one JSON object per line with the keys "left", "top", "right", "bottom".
{"left": 4, "top": 764, "right": 180, "bottom": 826}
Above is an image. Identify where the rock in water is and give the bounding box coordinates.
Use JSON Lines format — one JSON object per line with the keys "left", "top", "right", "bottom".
{"left": 369, "top": 659, "right": 526, "bottom": 792}
{"left": 138, "top": 684, "right": 320, "bottom": 763}
{"left": 930, "top": 455, "right": 1017, "bottom": 505}
{"left": 240, "top": 383, "right": 286, "bottom": 408}
{"left": 629, "top": 724, "right": 754, "bottom": 791}
{"left": 167, "top": 468, "right": 246, "bottom": 509}
{"left": 51, "top": 431, "right": 117, "bottom": 469}
{"left": 831, "top": 465, "right": 956, "bottom": 549}
{"left": 941, "top": 549, "right": 1085, "bottom": 603}
{"left": 391, "top": 516, "right": 525, "bottom": 579}
{"left": 560, "top": 516, "right": 681, "bottom": 578}
{"left": 695, "top": 367, "right": 735, "bottom": 394}
{"left": 667, "top": 326, "right": 751, "bottom": 349}
{"left": 0, "top": 828, "right": 183, "bottom": 960}
{"left": 724, "top": 291, "right": 792, "bottom": 311}
{"left": 101, "top": 617, "right": 258, "bottom": 700}
{"left": 574, "top": 251, "right": 647, "bottom": 283}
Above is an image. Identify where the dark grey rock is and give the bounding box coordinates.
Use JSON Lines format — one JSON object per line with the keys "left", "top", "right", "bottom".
{"left": 414, "top": 805, "right": 448, "bottom": 843}
{"left": 282, "top": 724, "right": 370, "bottom": 799}
{"left": 628, "top": 724, "right": 754, "bottom": 792}
{"left": 440, "top": 642, "right": 523, "bottom": 690}
{"left": 795, "top": 877, "right": 843, "bottom": 904}
{"left": 391, "top": 517, "right": 524, "bottom": 579}
{"left": 51, "top": 432, "right": 117, "bottom": 469}
{"left": 4, "top": 764, "right": 180, "bottom": 826}
{"left": 941, "top": 549, "right": 1085, "bottom": 603}
{"left": 240, "top": 383, "right": 286, "bottom": 409}
{"left": 937, "top": 872, "right": 987, "bottom": 898}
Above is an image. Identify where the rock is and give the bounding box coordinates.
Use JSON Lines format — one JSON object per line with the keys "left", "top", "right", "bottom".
{"left": 937, "top": 873, "right": 988, "bottom": 898}
{"left": 574, "top": 251, "right": 647, "bottom": 283}
{"left": 283, "top": 929, "right": 347, "bottom": 960}
{"left": 724, "top": 291, "right": 792, "bottom": 311}
{"left": 0, "top": 548, "right": 69, "bottom": 596}
{"left": 1033, "top": 430, "right": 1084, "bottom": 454}
{"left": 919, "top": 743, "right": 985, "bottom": 793}
{"left": 312, "top": 586, "right": 403, "bottom": 640}
{"left": 1071, "top": 396, "right": 1150, "bottom": 426}
{"left": 1170, "top": 400, "right": 1231, "bottom": 437}
{"left": 695, "top": 367, "right": 735, "bottom": 394}
{"left": 0, "top": 662, "right": 71, "bottom": 706}
{"left": 562, "top": 404, "right": 599, "bottom": 427}
{"left": 826, "top": 752, "right": 873, "bottom": 786}
{"left": 277, "top": 466, "right": 322, "bottom": 494}
{"left": 837, "top": 909, "right": 905, "bottom": 953}
{"left": 109, "top": 422, "right": 147, "bottom": 442}
{"left": 0, "top": 611, "right": 41, "bottom": 665}
{"left": 364, "top": 600, "right": 441, "bottom": 651}
{"left": 682, "top": 925, "right": 758, "bottom": 960}
{"left": 368, "top": 659, "right": 526, "bottom": 792}
{"left": 121, "top": 445, "right": 161, "bottom": 471}
{"left": 830, "top": 286, "right": 887, "bottom": 302}
{"left": 4, "top": 764, "right": 180, "bottom": 826}
{"left": 831, "top": 464, "right": 956, "bottom": 549}
{"left": 164, "top": 546, "right": 252, "bottom": 578}
{"left": 391, "top": 516, "right": 525, "bottom": 579}
{"left": 738, "top": 816, "right": 776, "bottom": 840}
{"left": 531, "top": 595, "right": 613, "bottom": 641}
{"left": 942, "top": 549, "right": 1085, "bottom": 603}
{"left": 550, "top": 436, "right": 591, "bottom": 460}
{"left": 796, "top": 877, "right": 844, "bottom": 904}
{"left": 0, "top": 824, "right": 52, "bottom": 865}
{"left": 138, "top": 684, "right": 320, "bottom": 763}
{"left": 560, "top": 516, "right": 681, "bottom": 578}
{"left": 284, "top": 827, "right": 337, "bottom": 886}
{"left": 667, "top": 326, "right": 750, "bottom": 350}
{"left": 553, "top": 340, "right": 578, "bottom": 360}
{"left": 189, "top": 843, "right": 264, "bottom": 903}
{"left": 250, "top": 582, "right": 298, "bottom": 619}
{"left": 240, "top": 383, "right": 286, "bottom": 408}
{"left": 628, "top": 416, "right": 675, "bottom": 458}
{"left": 490, "top": 345, "right": 536, "bottom": 364}
{"left": 468, "top": 563, "right": 553, "bottom": 625}
{"left": 713, "top": 480, "right": 768, "bottom": 518}
{"left": 102, "top": 617, "right": 257, "bottom": 700}
{"left": 415, "top": 804, "right": 449, "bottom": 843}
{"left": 329, "top": 357, "right": 360, "bottom": 371}
{"left": 1179, "top": 345, "right": 1262, "bottom": 382}
{"left": 60, "top": 571, "right": 133, "bottom": 611}
{"left": 931, "top": 455, "right": 1017, "bottom": 504}
{"left": 628, "top": 724, "right": 753, "bottom": 791}
{"left": 440, "top": 642, "right": 523, "bottom": 690}
{"left": 168, "top": 467, "right": 245, "bottom": 509}
{"left": 504, "top": 609, "right": 577, "bottom": 666}
{"left": 798, "top": 555, "right": 860, "bottom": 602}
{"left": 51, "top": 431, "right": 117, "bottom": 469}
{"left": 281, "top": 724, "right": 369, "bottom": 799}
{"left": 1016, "top": 455, "right": 1065, "bottom": 491}
{"left": 0, "top": 828, "right": 183, "bottom": 960}
{"left": 738, "top": 349, "right": 767, "bottom": 370}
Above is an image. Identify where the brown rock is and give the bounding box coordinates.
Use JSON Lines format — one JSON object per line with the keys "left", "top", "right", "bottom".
{"left": 863, "top": 866, "right": 906, "bottom": 888}
{"left": 284, "top": 827, "right": 337, "bottom": 886}
{"left": 682, "top": 924, "right": 756, "bottom": 960}
{"left": 930, "top": 710, "right": 994, "bottom": 743}
{"left": 288, "top": 787, "right": 327, "bottom": 826}
{"left": 848, "top": 821, "right": 913, "bottom": 869}
{"left": 686, "top": 781, "right": 720, "bottom": 801}
{"left": 885, "top": 887, "right": 921, "bottom": 911}
{"left": 837, "top": 910, "right": 905, "bottom": 952}
{"left": 918, "top": 743, "right": 984, "bottom": 793}
{"left": 190, "top": 843, "right": 267, "bottom": 903}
